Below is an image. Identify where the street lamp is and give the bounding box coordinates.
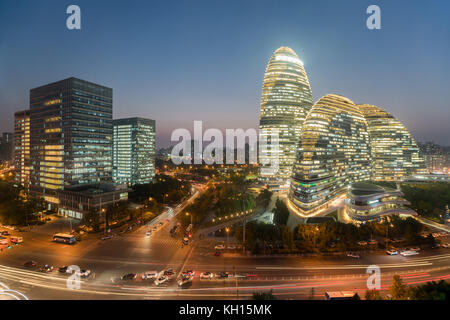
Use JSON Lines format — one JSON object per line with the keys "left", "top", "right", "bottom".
{"left": 225, "top": 227, "right": 230, "bottom": 248}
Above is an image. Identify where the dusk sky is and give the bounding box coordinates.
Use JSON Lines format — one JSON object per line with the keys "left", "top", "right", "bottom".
{"left": 1, "top": 0, "right": 449, "bottom": 147}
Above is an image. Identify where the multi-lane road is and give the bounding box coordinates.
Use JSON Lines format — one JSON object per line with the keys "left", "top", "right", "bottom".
{"left": 0, "top": 185, "right": 449, "bottom": 300}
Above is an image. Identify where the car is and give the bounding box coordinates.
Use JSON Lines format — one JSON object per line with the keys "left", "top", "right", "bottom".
{"left": 214, "top": 244, "right": 225, "bottom": 250}
{"left": 177, "top": 275, "right": 193, "bottom": 287}
{"left": 400, "top": 250, "right": 419, "bottom": 256}
{"left": 154, "top": 275, "right": 169, "bottom": 286}
{"left": 23, "top": 260, "right": 37, "bottom": 268}
{"left": 142, "top": 271, "right": 158, "bottom": 280}
{"left": 409, "top": 247, "right": 420, "bottom": 252}
{"left": 234, "top": 273, "right": 246, "bottom": 278}
{"left": 162, "top": 268, "right": 175, "bottom": 278}
{"left": 39, "top": 264, "right": 54, "bottom": 272}
{"left": 0, "top": 239, "right": 8, "bottom": 245}
{"left": 1, "top": 231, "right": 10, "bottom": 236}
{"left": 347, "top": 253, "right": 360, "bottom": 259}
{"left": 386, "top": 250, "right": 398, "bottom": 255}
{"left": 101, "top": 235, "right": 113, "bottom": 240}
{"left": 217, "top": 272, "right": 229, "bottom": 279}
{"left": 146, "top": 231, "right": 151, "bottom": 237}
{"left": 182, "top": 269, "right": 195, "bottom": 277}
{"left": 121, "top": 273, "right": 137, "bottom": 280}
{"left": 357, "top": 241, "right": 367, "bottom": 246}
{"left": 59, "top": 266, "right": 69, "bottom": 273}
{"left": 441, "top": 243, "right": 450, "bottom": 249}
{"left": 200, "top": 272, "right": 214, "bottom": 279}
{"left": 368, "top": 240, "right": 378, "bottom": 245}
{"left": 78, "top": 269, "right": 91, "bottom": 277}
{"left": 214, "top": 251, "right": 221, "bottom": 256}
{"left": 182, "top": 237, "right": 189, "bottom": 245}
{"left": 227, "top": 245, "right": 236, "bottom": 250}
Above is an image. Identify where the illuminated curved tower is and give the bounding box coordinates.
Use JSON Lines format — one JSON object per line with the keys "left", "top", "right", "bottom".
{"left": 258, "top": 47, "right": 313, "bottom": 187}
{"left": 288, "top": 94, "right": 372, "bottom": 214}
{"left": 357, "top": 104, "right": 426, "bottom": 181}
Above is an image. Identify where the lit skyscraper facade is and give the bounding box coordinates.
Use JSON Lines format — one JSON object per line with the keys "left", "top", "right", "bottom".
{"left": 357, "top": 104, "right": 426, "bottom": 181}
{"left": 14, "top": 110, "right": 31, "bottom": 188}
{"left": 29, "top": 78, "right": 113, "bottom": 204}
{"left": 289, "top": 94, "right": 372, "bottom": 213}
{"left": 259, "top": 46, "right": 313, "bottom": 187}
{"left": 113, "top": 117, "right": 155, "bottom": 185}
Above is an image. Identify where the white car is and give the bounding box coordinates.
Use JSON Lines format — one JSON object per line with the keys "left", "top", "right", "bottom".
{"left": 357, "top": 241, "right": 367, "bottom": 246}
{"left": 146, "top": 231, "right": 151, "bottom": 237}
{"left": 441, "top": 243, "right": 450, "bottom": 249}
{"left": 177, "top": 275, "right": 193, "bottom": 287}
{"left": 142, "top": 271, "right": 158, "bottom": 280}
{"left": 386, "top": 250, "right": 398, "bottom": 255}
{"left": 400, "top": 250, "right": 419, "bottom": 256}
{"left": 154, "top": 275, "right": 169, "bottom": 286}
{"left": 200, "top": 272, "right": 214, "bottom": 279}
{"left": 227, "top": 245, "right": 236, "bottom": 250}
{"left": 214, "top": 244, "right": 225, "bottom": 250}
{"left": 77, "top": 269, "right": 91, "bottom": 277}
{"left": 347, "top": 253, "right": 360, "bottom": 259}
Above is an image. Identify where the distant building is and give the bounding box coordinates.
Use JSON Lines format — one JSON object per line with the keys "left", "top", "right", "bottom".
{"left": 113, "top": 117, "right": 155, "bottom": 185}
{"left": 14, "top": 110, "right": 30, "bottom": 188}
{"left": 345, "top": 182, "right": 417, "bottom": 222}
{"left": 0, "top": 132, "right": 14, "bottom": 164}
{"left": 57, "top": 184, "right": 129, "bottom": 220}
{"left": 258, "top": 47, "right": 314, "bottom": 188}
{"left": 418, "top": 142, "right": 449, "bottom": 174}
{"left": 28, "top": 77, "right": 113, "bottom": 205}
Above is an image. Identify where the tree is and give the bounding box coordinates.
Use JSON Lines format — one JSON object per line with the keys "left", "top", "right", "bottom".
{"left": 365, "top": 289, "right": 383, "bottom": 300}
{"left": 390, "top": 275, "right": 408, "bottom": 300}
{"left": 408, "top": 280, "right": 449, "bottom": 300}
{"left": 252, "top": 290, "right": 276, "bottom": 300}
{"left": 272, "top": 198, "right": 289, "bottom": 226}
{"left": 308, "top": 287, "right": 315, "bottom": 300}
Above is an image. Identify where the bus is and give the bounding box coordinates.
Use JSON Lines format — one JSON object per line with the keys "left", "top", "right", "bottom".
{"left": 52, "top": 233, "right": 76, "bottom": 244}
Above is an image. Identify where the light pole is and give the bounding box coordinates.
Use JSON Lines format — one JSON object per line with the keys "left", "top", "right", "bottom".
{"left": 225, "top": 227, "right": 230, "bottom": 249}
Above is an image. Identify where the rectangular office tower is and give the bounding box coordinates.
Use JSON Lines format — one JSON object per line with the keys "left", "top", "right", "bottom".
{"left": 29, "top": 77, "right": 113, "bottom": 204}
{"left": 113, "top": 117, "right": 156, "bottom": 185}
{"left": 14, "top": 110, "right": 30, "bottom": 188}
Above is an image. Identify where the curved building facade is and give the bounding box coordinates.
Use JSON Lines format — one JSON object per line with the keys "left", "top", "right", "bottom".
{"left": 357, "top": 104, "right": 426, "bottom": 181}
{"left": 289, "top": 94, "right": 372, "bottom": 213}
{"left": 259, "top": 47, "right": 313, "bottom": 187}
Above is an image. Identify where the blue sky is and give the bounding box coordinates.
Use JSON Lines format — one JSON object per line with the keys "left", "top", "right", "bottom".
{"left": 1, "top": 0, "right": 449, "bottom": 147}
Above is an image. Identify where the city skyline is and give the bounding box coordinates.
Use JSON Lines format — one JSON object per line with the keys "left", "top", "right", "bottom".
{"left": 1, "top": 0, "right": 450, "bottom": 147}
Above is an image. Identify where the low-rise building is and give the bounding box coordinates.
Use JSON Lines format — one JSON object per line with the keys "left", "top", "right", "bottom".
{"left": 345, "top": 182, "right": 416, "bottom": 222}
{"left": 57, "top": 183, "right": 129, "bottom": 220}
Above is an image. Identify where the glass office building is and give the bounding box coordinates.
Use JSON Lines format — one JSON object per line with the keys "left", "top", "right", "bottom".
{"left": 14, "top": 110, "right": 31, "bottom": 189}
{"left": 259, "top": 46, "right": 313, "bottom": 187}
{"left": 29, "top": 77, "right": 113, "bottom": 204}
{"left": 357, "top": 104, "right": 426, "bottom": 181}
{"left": 289, "top": 94, "right": 372, "bottom": 213}
{"left": 113, "top": 117, "right": 155, "bottom": 185}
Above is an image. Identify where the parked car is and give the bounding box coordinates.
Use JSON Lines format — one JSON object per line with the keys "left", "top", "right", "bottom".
{"left": 39, "top": 264, "right": 54, "bottom": 272}
{"left": 386, "top": 250, "right": 398, "bottom": 255}
{"left": 146, "top": 231, "right": 152, "bottom": 237}
{"left": 200, "top": 272, "right": 214, "bottom": 279}
{"left": 347, "top": 253, "right": 360, "bottom": 259}
{"left": 227, "top": 245, "right": 236, "bottom": 250}
{"left": 217, "top": 272, "right": 229, "bottom": 278}
{"left": 59, "top": 266, "right": 68, "bottom": 273}
{"left": 214, "top": 251, "right": 221, "bottom": 256}
{"left": 23, "top": 260, "right": 37, "bottom": 268}
{"left": 357, "top": 241, "right": 367, "bottom": 246}
{"left": 121, "top": 273, "right": 137, "bottom": 280}
{"left": 101, "top": 235, "right": 113, "bottom": 240}
{"left": 214, "top": 244, "right": 225, "bottom": 250}
{"left": 154, "top": 275, "right": 169, "bottom": 286}
{"left": 142, "top": 271, "right": 158, "bottom": 280}
{"left": 441, "top": 243, "right": 450, "bottom": 249}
